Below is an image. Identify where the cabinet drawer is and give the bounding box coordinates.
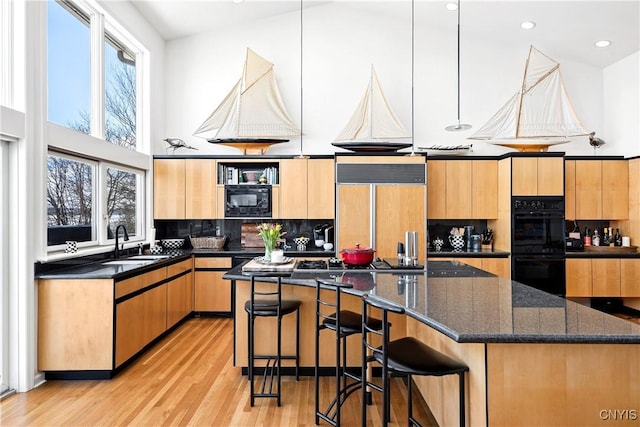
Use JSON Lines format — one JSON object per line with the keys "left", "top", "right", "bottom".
{"left": 194, "top": 257, "right": 232, "bottom": 269}
{"left": 167, "top": 258, "right": 193, "bottom": 277}
{"left": 116, "top": 267, "right": 167, "bottom": 298}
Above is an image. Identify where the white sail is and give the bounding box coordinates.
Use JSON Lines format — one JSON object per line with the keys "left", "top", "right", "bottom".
{"left": 469, "top": 46, "right": 589, "bottom": 144}
{"left": 334, "top": 67, "right": 410, "bottom": 142}
{"left": 193, "top": 48, "right": 300, "bottom": 140}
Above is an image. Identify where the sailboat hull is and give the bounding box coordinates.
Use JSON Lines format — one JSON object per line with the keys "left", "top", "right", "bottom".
{"left": 208, "top": 138, "right": 289, "bottom": 155}
{"left": 485, "top": 139, "right": 569, "bottom": 152}
{"left": 331, "top": 141, "right": 412, "bottom": 153}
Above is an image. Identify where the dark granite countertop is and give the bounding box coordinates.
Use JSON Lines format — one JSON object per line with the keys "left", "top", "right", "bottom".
{"left": 427, "top": 249, "right": 510, "bottom": 258}
{"left": 36, "top": 252, "right": 193, "bottom": 280}
{"left": 223, "top": 260, "right": 640, "bottom": 344}
{"left": 565, "top": 251, "right": 640, "bottom": 258}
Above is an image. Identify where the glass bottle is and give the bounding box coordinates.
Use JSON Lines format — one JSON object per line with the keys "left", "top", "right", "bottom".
{"left": 614, "top": 228, "right": 622, "bottom": 246}
{"left": 592, "top": 229, "right": 600, "bottom": 246}
{"left": 603, "top": 227, "right": 609, "bottom": 245}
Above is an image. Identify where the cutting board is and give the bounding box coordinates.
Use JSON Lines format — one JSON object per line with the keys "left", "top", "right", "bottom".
{"left": 584, "top": 245, "right": 637, "bottom": 253}
{"left": 241, "top": 258, "right": 295, "bottom": 273}
{"left": 241, "top": 223, "right": 264, "bottom": 248}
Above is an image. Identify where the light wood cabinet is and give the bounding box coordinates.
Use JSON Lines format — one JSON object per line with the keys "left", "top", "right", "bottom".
{"left": 566, "top": 258, "right": 592, "bottom": 297}
{"left": 428, "top": 257, "right": 510, "bottom": 278}
{"left": 591, "top": 258, "right": 620, "bottom": 297}
{"left": 307, "top": 158, "right": 335, "bottom": 218}
{"left": 566, "top": 257, "right": 632, "bottom": 297}
{"left": 511, "top": 156, "right": 564, "bottom": 196}
{"left": 194, "top": 257, "right": 233, "bottom": 313}
{"left": 621, "top": 259, "right": 640, "bottom": 297}
{"left": 38, "top": 257, "right": 195, "bottom": 376}
{"left": 427, "top": 159, "right": 498, "bottom": 219}
{"left": 153, "top": 158, "right": 186, "bottom": 219}
{"left": 279, "top": 158, "right": 308, "bottom": 218}
{"left": 154, "top": 158, "right": 219, "bottom": 219}
{"left": 185, "top": 159, "right": 218, "bottom": 219}
{"left": 567, "top": 159, "right": 628, "bottom": 220}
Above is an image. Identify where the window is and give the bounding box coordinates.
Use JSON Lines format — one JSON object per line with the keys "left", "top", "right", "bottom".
{"left": 105, "top": 165, "right": 143, "bottom": 241}
{"left": 47, "top": 0, "right": 91, "bottom": 133}
{"left": 46, "top": 153, "right": 96, "bottom": 247}
{"left": 105, "top": 33, "right": 137, "bottom": 150}
{"left": 45, "top": 0, "right": 148, "bottom": 253}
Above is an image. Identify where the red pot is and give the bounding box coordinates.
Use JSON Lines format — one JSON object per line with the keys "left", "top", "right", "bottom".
{"left": 340, "top": 244, "right": 375, "bottom": 266}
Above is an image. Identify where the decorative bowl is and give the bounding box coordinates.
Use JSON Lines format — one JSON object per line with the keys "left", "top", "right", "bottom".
{"left": 161, "top": 238, "right": 185, "bottom": 249}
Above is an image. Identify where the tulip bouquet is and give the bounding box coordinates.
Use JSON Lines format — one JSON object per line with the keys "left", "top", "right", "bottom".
{"left": 257, "top": 223, "right": 285, "bottom": 261}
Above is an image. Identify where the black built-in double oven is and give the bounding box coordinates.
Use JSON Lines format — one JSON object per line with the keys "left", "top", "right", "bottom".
{"left": 511, "top": 196, "right": 566, "bottom": 296}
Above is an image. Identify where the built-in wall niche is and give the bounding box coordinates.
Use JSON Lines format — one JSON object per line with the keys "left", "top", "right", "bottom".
{"left": 218, "top": 162, "right": 279, "bottom": 185}
{"left": 427, "top": 220, "right": 488, "bottom": 251}
{"left": 567, "top": 220, "right": 624, "bottom": 239}
{"left": 153, "top": 219, "right": 334, "bottom": 250}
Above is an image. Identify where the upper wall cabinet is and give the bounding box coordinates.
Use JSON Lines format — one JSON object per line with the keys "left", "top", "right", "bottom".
{"left": 154, "top": 158, "right": 219, "bottom": 220}
{"left": 511, "top": 157, "right": 564, "bottom": 196}
{"left": 427, "top": 159, "right": 498, "bottom": 219}
{"left": 565, "top": 159, "right": 628, "bottom": 220}
{"left": 278, "top": 158, "right": 335, "bottom": 219}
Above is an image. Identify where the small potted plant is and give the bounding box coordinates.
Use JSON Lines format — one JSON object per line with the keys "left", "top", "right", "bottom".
{"left": 257, "top": 223, "right": 285, "bottom": 261}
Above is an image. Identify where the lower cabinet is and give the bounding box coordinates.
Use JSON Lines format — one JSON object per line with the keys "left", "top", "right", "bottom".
{"left": 38, "top": 257, "right": 194, "bottom": 378}
{"left": 566, "top": 258, "right": 640, "bottom": 297}
{"left": 194, "top": 257, "right": 233, "bottom": 313}
{"left": 429, "top": 257, "right": 511, "bottom": 278}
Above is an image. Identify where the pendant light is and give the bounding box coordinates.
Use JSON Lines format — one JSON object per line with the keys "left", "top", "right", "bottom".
{"left": 407, "top": 0, "right": 416, "bottom": 155}
{"left": 445, "top": 0, "right": 472, "bottom": 131}
{"left": 296, "top": 0, "right": 308, "bottom": 158}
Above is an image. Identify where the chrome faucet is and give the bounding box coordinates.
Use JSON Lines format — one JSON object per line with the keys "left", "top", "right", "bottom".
{"left": 114, "top": 224, "right": 129, "bottom": 259}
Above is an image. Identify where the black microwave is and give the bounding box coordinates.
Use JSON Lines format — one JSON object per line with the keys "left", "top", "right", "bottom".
{"left": 225, "top": 185, "right": 272, "bottom": 218}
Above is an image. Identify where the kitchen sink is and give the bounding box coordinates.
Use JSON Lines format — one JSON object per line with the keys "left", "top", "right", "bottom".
{"left": 128, "top": 255, "right": 171, "bottom": 260}
{"left": 102, "top": 260, "right": 156, "bottom": 266}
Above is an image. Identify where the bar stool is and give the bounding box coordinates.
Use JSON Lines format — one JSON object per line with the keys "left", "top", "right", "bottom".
{"left": 244, "top": 272, "right": 301, "bottom": 407}
{"left": 361, "top": 294, "right": 469, "bottom": 427}
{"left": 314, "top": 278, "right": 382, "bottom": 426}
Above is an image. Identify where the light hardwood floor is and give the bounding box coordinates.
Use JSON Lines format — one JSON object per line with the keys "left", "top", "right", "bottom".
{"left": 1, "top": 317, "right": 437, "bottom": 426}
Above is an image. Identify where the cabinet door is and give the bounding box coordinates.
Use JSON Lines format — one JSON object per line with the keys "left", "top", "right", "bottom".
{"left": 471, "top": 160, "right": 498, "bottom": 219}
{"left": 575, "top": 160, "right": 602, "bottom": 219}
{"left": 427, "top": 160, "right": 446, "bottom": 219}
{"left": 537, "top": 157, "right": 564, "bottom": 196}
{"left": 511, "top": 158, "right": 538, "bottom": 196}
{"left": 185, "top": 159, "right": 217, "bottom": 219}
{"left": 279, "top": 158, "right": 308, "bottom": 218}
{"left": 375, "top": 185, "right": 425, "bottom": 259}
{"left": 154, "top": 159, "right": 186, "bottom": 219}
{"left": 621, "top": 259, "right": 640, "bottom": 297}
{"left": 167, "top": 272, "right": 192, "bottom": 328}
{"left": 115, "top": 284, "right": 167, "bottom": 367}
{"left": 592, "top": 258, "right": 620, "bottom": 297}
{"left": 337, "top": 185, "right": 371, "bottom": 251}
{"left": 194, "top": 271, "right": 231, "bottom": 312}
{"left": 602, "top": 160, "right": 629, "bottom": 219}
{"left": 307, "top": 158, "right": 335, "bottom": 219}
{"left": 481, "top": 257, "right": 510, "bottom": 278}
{"left": 564, "top": 160, "right": 576, "bottom": 220}
{"left": 445, "top": 160, "right": 472, "bottom": 218}
{"left": 565, "top": 258, "right": 592, "bottom": 297}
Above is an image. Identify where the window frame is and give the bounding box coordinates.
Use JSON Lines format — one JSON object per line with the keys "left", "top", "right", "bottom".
{"left": 101, "top": 161, "right": 145, "bottom": 245}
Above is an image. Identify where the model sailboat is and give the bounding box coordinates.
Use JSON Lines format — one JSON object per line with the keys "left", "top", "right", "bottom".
{"left": 193, "top": 48, "right": 300, "bottom": 154}
{"left": 468, "top": 46, "right": 590, "bottom": 151}
{"left": 332, "top": 66, "right": 412, "bottom": 152}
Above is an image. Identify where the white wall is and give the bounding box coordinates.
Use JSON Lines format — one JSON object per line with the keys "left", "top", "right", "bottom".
{"left": 164, "top": 3, "right": 637, "bottom": 157}
{"left": 603, "top": 51, "right": 640, "bottom": 157}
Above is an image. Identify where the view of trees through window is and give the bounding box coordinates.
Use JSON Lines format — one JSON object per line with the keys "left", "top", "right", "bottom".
{"left": 46, "top": 0, "right": 140, "bottom": 248}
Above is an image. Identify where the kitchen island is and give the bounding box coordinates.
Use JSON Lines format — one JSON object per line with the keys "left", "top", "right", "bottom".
{"left": 224, "top": 260, "right": 640, "bottom": 427}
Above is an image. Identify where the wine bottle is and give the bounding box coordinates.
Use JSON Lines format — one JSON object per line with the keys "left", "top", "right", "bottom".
{"left": 603, "top": 227, "right": 609, "bottom": 245}
{"left": 614, "top": 228, "right": 622, "bottom": 246}
{"left": 593, "top": 229, "right": 600, "bottom": 246}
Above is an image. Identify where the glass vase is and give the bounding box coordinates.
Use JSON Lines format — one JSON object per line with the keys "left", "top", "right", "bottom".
{"left": 264, "top": 245, "right": 273, "bottom": 262}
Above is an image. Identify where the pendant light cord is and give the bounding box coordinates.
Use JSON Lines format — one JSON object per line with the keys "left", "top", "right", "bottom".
{"left": 445, "top": 0, "right": 471, "bottom": 131}
{"left": 410, "top": 0, "right": 415, "bottom": 154}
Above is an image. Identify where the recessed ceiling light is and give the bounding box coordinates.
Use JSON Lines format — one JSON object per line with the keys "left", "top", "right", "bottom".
{"left": 446, "top": 3, "right": 458, "bottom": 11}
{"left": 595, "top": 40, "right": 611, "bottom": 48}
{"left": 520, "top": 21, "right": 536, "bottom": 30}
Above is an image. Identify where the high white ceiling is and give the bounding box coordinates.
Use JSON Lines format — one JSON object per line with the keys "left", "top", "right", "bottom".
{"left": 129, "top": 0, "right": 639, "bottom": 69}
